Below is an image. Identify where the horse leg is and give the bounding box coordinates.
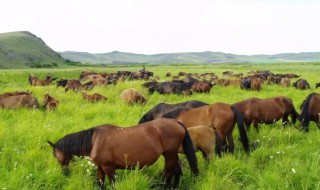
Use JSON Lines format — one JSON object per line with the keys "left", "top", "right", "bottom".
{"left": 226, "top": 133, "right": 234, "bottom": 153}
{"left": 199, "top": 148, "right": 209, "bottom": 161}
{"left": 253, "top": 122, "right": 259, "bottom": 133}
{"left": 282, "top": 115, "right": 290, "bottom": 127}
{"left": 96, "top": 166, "right": 106, "bottom": 190}
{"left": 162, "top": 152, "right": 177, "bottom": 187}
{"left": 172, "top": 158, "right": 182, "bottom": 188}
{"left": 101, "top": 165, "right": 116, "bottom": 186}
{"left": 245, "top": 122, "right": 251, "bottom": 132}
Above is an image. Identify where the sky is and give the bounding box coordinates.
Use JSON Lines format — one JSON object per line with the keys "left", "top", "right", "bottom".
{"left": 1, "top": 0, "right": 319, "bottom": 55}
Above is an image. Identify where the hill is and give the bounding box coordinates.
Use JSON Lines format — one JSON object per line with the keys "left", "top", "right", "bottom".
{"left": 0, "top": 31, "right": 65, "bottom": 69}
{"left": 61, "top": 51, "right": 320, "bottom": 64}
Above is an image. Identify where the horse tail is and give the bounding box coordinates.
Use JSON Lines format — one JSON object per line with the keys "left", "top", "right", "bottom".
{"left": 231, "top": 106, "right": 250, "bottom": 153}
{"left": 214, "top": 129, "right": 222, "bottom": 157}
{"left": 300, "top": 92, "right": 315, "bottom": 131}
{"left": 289, "top": 98, "right": 299, "bottom": 124}
{"left": 176, "top": 121, "right": 199, "bottom": 176}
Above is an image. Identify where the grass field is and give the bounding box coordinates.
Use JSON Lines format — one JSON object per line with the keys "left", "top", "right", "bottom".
{"left": 0, "top": 63, "right": 320, "bottom": 190}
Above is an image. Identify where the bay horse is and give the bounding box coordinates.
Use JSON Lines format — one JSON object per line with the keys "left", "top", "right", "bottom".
{"left": 29, "top": 74, "right": 55, "bottom": 86}
{"left": 178, "top": 126, "right": 221, "bottom": 160}
{"left": 192, "top": 81, "right": 213, "bottom": 93}
{"left": 0, "top": 92, "right": 39, "bottom": 109}
{"left": 48, "top": 118, "right": 198, "bottom": 189}
{"left": 300, "top": 92, "right": 320, "bottom": 132}
{"left": 82, "top": 92, "right": 107, "bottom": 102}
{"left": 162, "top": 103, "right": 250, "bottom": 153}
{"left": 232, "top": 96, "right": 299, "bottom": 133}
{"left": 138, "top": 100, "right": 208, "bottom": 124}
{"left": 43, "top": 94, "right": 59, "bottom": 110}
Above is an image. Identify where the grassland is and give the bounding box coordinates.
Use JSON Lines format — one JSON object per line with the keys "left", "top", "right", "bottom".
{"left": 0, "top": 63, "right": 320, "bottom": 190}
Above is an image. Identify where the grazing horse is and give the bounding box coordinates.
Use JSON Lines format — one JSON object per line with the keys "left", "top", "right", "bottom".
{"left": 0, "top": 92, "right": 39, "bottom": 109}
{"left": 56, "top": 79, "right": 69, "bottom": 87}
{"left": 280, "top": 78, "right": 291, "bottom": 88}
{"left": 292, "top": 79, "right": 310, "bottom": 90}
{"left": 48, "top": 118, "right": 198, "bottom": 189}
{"left": 161, "top": 103, "right": 250, "bottom": 153}
{"left": 29, "top": 74, "right": 55, "bottom": 86}
{"left": 82, "top": 92, "right": 107, "bottom": 102}
{"left": 250, "top": 78, "right": 262, "bottom": 91}
{"left": 178, "top": 126, "right": 222, "bottom": 160}
{"left": 232, "top": 96, "right": 299, "bottom": 133}
{"left": 120, "top": 88, "right": 147, "bottom": 105}
{"left": 43, "top": 94, "right": 59, "bottom": 110}
{"left": 65, "top": 80, "right": 93, "bottom": 92}
{"left": 138, "top": 100, "right": 208, "bottom": 124}
{"left": 240, "top": 79, "right": 251, "bottom": 90}
{"left": 192, "top": 81, "right": 213, "bottom": 93}
{"left": 300, "top": 92, "right": 320, "bottom": 132}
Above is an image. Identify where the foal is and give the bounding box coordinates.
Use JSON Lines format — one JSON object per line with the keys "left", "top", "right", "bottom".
{"left": 43, "top": 94, "right": 59, "bottom": 110}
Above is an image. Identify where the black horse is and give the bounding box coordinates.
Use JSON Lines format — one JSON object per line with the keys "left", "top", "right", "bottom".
{"left": 138, "top": 100, "right": 208, "bottom": 124}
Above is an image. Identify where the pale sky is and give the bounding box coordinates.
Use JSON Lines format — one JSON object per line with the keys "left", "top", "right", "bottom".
{"left": 1, "top": 0, "right": 319, "bottom": 55}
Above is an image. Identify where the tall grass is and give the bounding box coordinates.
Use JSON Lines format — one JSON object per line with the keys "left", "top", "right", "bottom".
{"left": 0, "top": 63, "right": 320, "bottom": 189}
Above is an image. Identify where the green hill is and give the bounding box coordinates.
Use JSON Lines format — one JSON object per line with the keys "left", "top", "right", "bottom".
{"left": 61, "top": 51, "right": 320, "bottom": 64}
{"left": 0, "top": 31, "right": 65, "bottom": 69}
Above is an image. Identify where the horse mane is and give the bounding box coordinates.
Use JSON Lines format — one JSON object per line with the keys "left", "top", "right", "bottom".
{"left": 161, "top": 107, "right": 191, "bottom": 119}
{"left": 138, "top": 103, "right": 166, "bottom": 124}
{"left": 300, "top": 92, "right": 316, "bottom": 127}
{"left": 54, "top": 127, "right": 95, "bottom": 155}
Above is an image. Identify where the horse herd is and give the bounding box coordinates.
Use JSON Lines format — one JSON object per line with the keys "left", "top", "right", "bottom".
{"left": 1, "top": 70, "right": 320, "bottom": 189}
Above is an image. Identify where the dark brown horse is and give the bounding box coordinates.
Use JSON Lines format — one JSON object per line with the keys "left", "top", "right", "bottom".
{"left": 300, "top": 92, "right": 320, "bottom": 132}
{"left": 162, "top": 103, "right": 250, "bottom": 153}
{"left": 138, "top": 100, "right": 208, "bottom": 124}
{"left": 48, "top": 118, "right": 198, "bottom": 189}
{"left": 232, "top": 96, "right": 299, "bottom": 133}
{"left": 43, "top": 94, "right": 59, "bottom": 110}
{"left": 82, "top": 92, "right": 107, "bottom": 102}
{"left": 192, "top": 81, "right": 213, "bottom": 93}
{"left": 65, "top": 80, "right": 93, "bottom": 92}
{"left": 0, "top": 92, "right": 39, "bottom": 109}
{"left": 29, "top": 74, "right": 55, "bottom": 86}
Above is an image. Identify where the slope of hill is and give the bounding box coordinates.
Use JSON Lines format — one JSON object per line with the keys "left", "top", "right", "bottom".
{"left": 0, "top": 31, "right": 65, "bottom": 69}
{"left": 61, "top": 51, "right": 320, "bottom": 64}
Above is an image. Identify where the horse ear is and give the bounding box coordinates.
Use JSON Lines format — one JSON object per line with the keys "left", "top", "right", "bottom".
{"left": 47, "top": 140, "right": 55, "bottom": 148}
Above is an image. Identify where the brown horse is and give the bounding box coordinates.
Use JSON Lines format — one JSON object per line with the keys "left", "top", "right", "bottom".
{"left": 300, "top": 92, "right": 320, "bottom": 132}
{"left": 251, "top": 78, "right": 262, "bottom": 91}
{"left": 232, "top": 96, "right": 299, "bottom": 133}
{"left": 43, "top": 94, "right": 59, "bottom": 110}
{"left": 82, "top": 92, "right": 107, "bottom": 102}
{"left": 178, "top": 126, "right": 221, "bottom": 160}
{"left": 192, "top": 81, "right": 213, "bottom": 93}
{"left": 120, "top": 88, "right": 147, "bottom": 105}
{"left": 65, "top": 80, "right": 93, "bottom": 92}
{"left": 162, "top": 103, "right": 250, "bottom": 153}
{"left": 0, "top": 92, "right": 39, "bottom": 109}
{"left": 48, "top": 118, "right": 198, "bottom": 189}
{"left": 29, "top": 74, "right": 55, "bottom": 86}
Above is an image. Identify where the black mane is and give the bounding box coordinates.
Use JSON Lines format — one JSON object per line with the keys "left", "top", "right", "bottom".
{"left": 54, "top": 127, "right": 95, "bottom": 155}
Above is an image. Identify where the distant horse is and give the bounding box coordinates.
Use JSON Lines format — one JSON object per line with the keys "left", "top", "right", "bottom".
{"left": 315, "top": 83, "right": 320, "bottom": 89}
{"left": 120, "top": 88, "right": 147, "bottom": 105}
{"left": 56, "top": 79, "right": 69, "bottom": 87}
{"left": 232, "top": 96, "right": 299, "bottom": 133}
{"left": 162, "top": 103, "right": 250, "bottom": 153}
{"left": 43, "top": 94, "right": 59, "bottom": 110}
{"left": 178, "top": 126, "right": 222, "bottom": 160}
{"left": 250, "top": 78, "right": 262, "bottom": 91}
{"left": 29, "top": 74, "right": 55, "bottom": 86}
{"left": 192, "top": 81, "right": 213, "bottom": 93}
{"left": 0, "top": 92, "right": 39, "bottom": 109}
{"left": 138, "top": 100, "right": 208, "bottom": 124}
{"left": 240, "top": 79, "right": 251, "bottom": 90}
{"left": 292, "top": 79, "right": 310, "bottom": 90}
{"left": 48, "top": 118, "right": 198, "bottom": 189}
{"left": 82, "top": 92, "right": 107, "bottom": 102}
{"left": 280, "top": 78, "right": 291, "bottom": 88}
{"left": 65, "top": 80, "right": 93, "bottom": 92}
{"left": 300, "top": 92, "right": 320, "bottom": 132}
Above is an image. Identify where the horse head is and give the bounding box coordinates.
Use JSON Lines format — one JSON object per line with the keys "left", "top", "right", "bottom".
{"left": 47, "top": 141, "right": 72, "bottom": 175}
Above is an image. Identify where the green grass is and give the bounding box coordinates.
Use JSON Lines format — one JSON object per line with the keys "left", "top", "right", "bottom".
{"left": 0, "top": 63, "right": 320, "bottom": 189}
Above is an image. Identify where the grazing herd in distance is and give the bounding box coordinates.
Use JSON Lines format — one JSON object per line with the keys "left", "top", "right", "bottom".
{"left": 1, "top": 68, "right": 320, "bottom": 188}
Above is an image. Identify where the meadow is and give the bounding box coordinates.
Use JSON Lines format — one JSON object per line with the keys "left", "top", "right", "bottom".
{"left": 0, "top": 63, "right": 320, "bottom": 190}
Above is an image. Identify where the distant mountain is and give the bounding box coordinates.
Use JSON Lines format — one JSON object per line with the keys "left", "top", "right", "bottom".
{"left": 0, "top": 31, "right": 65, "bottom": 69}
{"left": 61, "top": 51, "right": 320, "bottom": 64}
